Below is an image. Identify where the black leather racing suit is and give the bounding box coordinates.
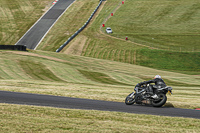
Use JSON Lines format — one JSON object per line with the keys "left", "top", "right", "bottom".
{"left": 136, "top": 78, "right": 166, "bottom": 94}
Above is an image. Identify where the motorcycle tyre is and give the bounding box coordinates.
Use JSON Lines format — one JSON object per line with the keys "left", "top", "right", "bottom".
{"left": 151, "top": 93, "right": 167, "bottom": 107}
{"left": 125, "top": 93, "right": 135, "bottom": 105}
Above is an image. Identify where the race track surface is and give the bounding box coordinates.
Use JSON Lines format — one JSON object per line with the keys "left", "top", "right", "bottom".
{"left": 15, "top": 0, "right": 75, "bottom": 49}
{"left": 0, "top": 91, "right": 199, "bottom": 119}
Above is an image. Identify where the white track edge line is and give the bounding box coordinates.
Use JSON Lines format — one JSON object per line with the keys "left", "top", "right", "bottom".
{"left": 15, "top": 1, "right": 57, "bottom": 46}
{"left": 34, "top": 0, "right": 76, "bottom": 50}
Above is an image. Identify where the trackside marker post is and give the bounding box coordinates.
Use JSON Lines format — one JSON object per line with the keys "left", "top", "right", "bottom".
{"left": 52, "top": 0, "right": 58, "bottom": 4}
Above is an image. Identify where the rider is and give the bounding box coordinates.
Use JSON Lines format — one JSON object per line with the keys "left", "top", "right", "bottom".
{"left": 135, "top": 75, "right": 166, "bottom": 98}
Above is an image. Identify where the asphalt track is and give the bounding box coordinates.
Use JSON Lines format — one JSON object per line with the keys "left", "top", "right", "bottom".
{"left": 0, "top": 91, "right": 199, "bottom": 119}
{"left": 15, "top": 0, "right": 75, "bottom": 50}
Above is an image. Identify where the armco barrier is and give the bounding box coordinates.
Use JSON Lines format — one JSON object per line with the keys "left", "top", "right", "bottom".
{"left": 56, "top": 0, "right": 103, "bottom": 52}
{"left": 0, "top": 45, "right": 26, "bottom": 51}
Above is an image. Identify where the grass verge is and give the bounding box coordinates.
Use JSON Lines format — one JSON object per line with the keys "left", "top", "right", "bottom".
{"left": 0, "top": 0, "right": 53, "bottom": 45}
{"left": 0, "top": 103, "right": 200, "bottom": 133}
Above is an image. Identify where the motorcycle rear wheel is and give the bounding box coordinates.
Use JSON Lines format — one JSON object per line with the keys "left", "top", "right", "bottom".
{"left": 151, "top": 93, "right": 167, "bottom": 107}
{"left": 125, "top": 93, "right": 135, "bottom": 105}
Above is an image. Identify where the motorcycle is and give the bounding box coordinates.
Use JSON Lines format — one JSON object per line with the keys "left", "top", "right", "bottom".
{"left": 125, "top": 84, "right": 172, "bottom": 107}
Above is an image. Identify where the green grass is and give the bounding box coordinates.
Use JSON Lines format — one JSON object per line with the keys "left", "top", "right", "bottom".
{"left": 0, "top": 50, "right": 200, "bottom": 109}
{"left": 1, "top": 104, "right": 200, "bottom": 133}
{"left": 0, "top": 50, "right": 199, "bottom": 132}
{"left": 136, "top": 49, "right": 200, "bottom": 74}
{"left": 0, "top": 0, "right": 52, "bottom": 45}
{"left": 1, "top": 0, "right": 199, "bottom": 74}
{"left": 37, "top": 0, "right": 99, "bottom": 51}
{"left": 105, "top": 0, "right": 200, "bottom": 52}
{"left": 0, "top": 0, "right": 200, "bottom": 132}
{"left": 65, "top": 0, "right": 200, "bottom": 74}
{"left": 18, "top": 59, "right": 65, "bottom": 81}
{"left": 78, "top": 69, "right": 132, "bottom": 86}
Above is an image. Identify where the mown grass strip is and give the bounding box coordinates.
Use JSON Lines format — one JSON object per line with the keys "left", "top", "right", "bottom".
{"left": 18, "top": 59, "right": 65, "bottom": 82}
{"left": 0, "top": 104, "right": 200, "bottom": 133}
{"left": 136, "top": 49, "right": 200, "bottom": 74}
{"left": 78, "top": 69, "right": 132, "bottom": 86}
{"left": 0, "top": 0, "right": 52, "bottom": 45}
{"left": 0, "top": 51, "right": 199, "bottom": 108}
{"left": 76, "top": 0, "right": 199, "bottom": 74}
{"left": 105, "top": 0, "right": 200, "bottom": 52}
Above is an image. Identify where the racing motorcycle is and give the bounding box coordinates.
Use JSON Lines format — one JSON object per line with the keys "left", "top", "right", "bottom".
{"left": 125, "top": 84, "right": 172, "bottom": 107}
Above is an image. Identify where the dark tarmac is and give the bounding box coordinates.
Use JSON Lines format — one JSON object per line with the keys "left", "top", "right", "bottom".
{"left": 0, "top": 91, "right": 199, "bottom": 119}
{"left": 15, "top": 0, "right": 75, "bottom": 49}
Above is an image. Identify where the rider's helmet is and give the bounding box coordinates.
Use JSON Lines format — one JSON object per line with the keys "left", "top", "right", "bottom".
{"left": 154, "top": 75, "right": 161, "bottom": 79}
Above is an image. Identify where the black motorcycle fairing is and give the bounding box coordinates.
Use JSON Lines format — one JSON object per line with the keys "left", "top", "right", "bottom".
{"left": 135, "top": 94, "right": 143, "bottom": 104}
{"left": 125, "top": 84, "right": 173, "bottom": 107}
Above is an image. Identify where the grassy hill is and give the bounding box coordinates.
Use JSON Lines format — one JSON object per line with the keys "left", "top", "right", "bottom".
{"left": 0, "top": 0, "right": 199, "bottom": 74}
{"left": 0, "top": 0, "right": 52, "bottom": 45}
{"left": 105, "top": 0, "right": 200, "bottom": 51}
{"left": 0, "top": 50, "right": 200, "bottom": 132}
{"left": 38, "top": 0, "right": 200, "bottom": 74}
{"left": 0, "top": 0, "right": 200, "bottom": 132}
{"left": 0, "top": 50, "right": 199, "bottom": 108}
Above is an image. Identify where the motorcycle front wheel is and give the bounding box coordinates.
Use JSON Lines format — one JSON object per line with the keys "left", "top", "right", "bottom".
{"left": 151, "top": 93, "right": 167, "bottom": 107}
{"left": 125, "top": 92, "right": 135, "bottom": 105}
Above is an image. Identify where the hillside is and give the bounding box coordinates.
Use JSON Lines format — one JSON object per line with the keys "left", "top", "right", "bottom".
{"left": 106, "top": 0, "right": 200, "bottom": 51}
{"left": 0, "top": 0, "right": 53, "bottom": 45}
{"left": 0, "top": 0, "right": 200, "bottom": 132}
{"left": 0, "top": 0, "right": 199, "bottom": 74}
{"left": 0, "top": 0, "right": 199, "bottom": 107}
{"left": 38, "top": 0, "right": 200, "bottom": 74}
{"left": 0, "top": 50, "right": 200, "bottom": 109}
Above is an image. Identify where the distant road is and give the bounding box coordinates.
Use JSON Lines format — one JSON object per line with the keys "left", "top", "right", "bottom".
{"left": 0, "top": 91, "right": 199, "bottom": 119}
{"left": 15, "top": 0, "right": 75, "bottom": 50}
